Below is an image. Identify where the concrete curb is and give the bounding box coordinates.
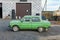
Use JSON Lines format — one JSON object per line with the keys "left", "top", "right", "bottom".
{"left": 39, "top": 35, "right": 60, "bottom": 40}
{"left": 51, "top": 25, "right": 60, "bottom": 26}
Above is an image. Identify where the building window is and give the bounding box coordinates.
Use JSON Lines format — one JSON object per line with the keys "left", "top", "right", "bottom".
{"left": 20, "top": 0, "right": 27, "bottom": 2}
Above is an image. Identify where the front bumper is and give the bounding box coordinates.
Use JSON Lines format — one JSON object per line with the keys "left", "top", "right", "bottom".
{"left": 8, "top": 25, "right": 12, "bottom": 30}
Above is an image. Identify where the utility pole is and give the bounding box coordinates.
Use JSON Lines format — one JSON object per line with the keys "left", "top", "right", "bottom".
{"left": 40, "top": 0, "right": 47, "bottom": 19}
{"left": 42, "top": 0, "right": 47, "bottom": 11}
{"left": 58, "top": 6, "right": 60, "bottom": 10}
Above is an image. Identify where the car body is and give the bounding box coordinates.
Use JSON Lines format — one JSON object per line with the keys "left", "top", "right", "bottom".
{"left": 9, "top": 15, "right": 51, "bottom": 32}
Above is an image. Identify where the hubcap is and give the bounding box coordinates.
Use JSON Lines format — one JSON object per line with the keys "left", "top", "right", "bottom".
{"left": 38, "top": 28, "right": 43, "bottom": 32}
{"left": 45, "top": 29, "right": 48, "bottom": 31}
{"left": 13, "top": 26, "right": 18, "bottom": 31}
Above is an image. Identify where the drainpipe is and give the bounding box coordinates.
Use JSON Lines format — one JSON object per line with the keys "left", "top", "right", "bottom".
{"left": 11, "top": 9, "right": 16, "bottom": 19}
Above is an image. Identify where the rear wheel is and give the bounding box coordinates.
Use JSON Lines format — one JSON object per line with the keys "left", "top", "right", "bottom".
{"left": 13, "top": 26, "right": 19, "bottom": 32}
{"left": 38, "top": 28, "right": 43, "bottom": 32}
{"left": 44, "top": 28, "right": 49, "bottom": 32}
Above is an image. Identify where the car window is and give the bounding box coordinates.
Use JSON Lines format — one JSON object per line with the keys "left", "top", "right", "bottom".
{"left": 24, "top": 17, "right": 31, "bottom": 22}
{"left": 32, "top": 17, "right": 40, "bottom": 22}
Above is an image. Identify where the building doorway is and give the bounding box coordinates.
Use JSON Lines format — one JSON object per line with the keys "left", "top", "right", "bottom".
{"left": 0, "top": 3, "right": 2, "bottom": 18}
{"left": 16, "top": 3, "right": 31, "bottom": 18}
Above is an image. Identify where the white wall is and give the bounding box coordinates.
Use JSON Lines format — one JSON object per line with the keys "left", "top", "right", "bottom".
{"left": 0, "top": 0, "right": 41, "bottom": 19}
{"left": 2, "top": 2, "right": 16, "bottom": 19}
{"left": 28, "top": 0, "right": 41, "bottom": 16}
{"left": 0, "top": 0, "right": 19, "bottom": 1}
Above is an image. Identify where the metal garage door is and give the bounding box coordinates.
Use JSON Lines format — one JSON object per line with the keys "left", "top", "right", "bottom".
{"left": 16, "top": 3, "right": 31, "bottom": 18}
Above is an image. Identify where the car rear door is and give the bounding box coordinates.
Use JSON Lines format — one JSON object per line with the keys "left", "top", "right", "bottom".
{"left": 31, "top": 17, "right": 42, "bottom": 29}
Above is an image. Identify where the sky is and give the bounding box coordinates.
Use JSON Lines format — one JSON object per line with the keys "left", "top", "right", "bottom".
{"left": 42, "top": 0, "right": 60, "bottom": 11}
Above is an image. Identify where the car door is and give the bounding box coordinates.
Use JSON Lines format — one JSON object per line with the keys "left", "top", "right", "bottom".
{"left": 20, "top": 17, "right": 32, "bottom": 29}
{"left": 31, "top": 17, "right": 42, "bottom": 29}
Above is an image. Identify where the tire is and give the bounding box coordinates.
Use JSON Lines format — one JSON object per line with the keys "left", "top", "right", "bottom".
{"left": 13, "top": 26, "right": 19, "bottom": 32}
{"left": 38, "top": 28, "right": 43, "bottom": 32}
{"left": 44, "top": 28, "right": 49, "bottom": 32}
{"left": 45, "top": 28, "right": 49, "bottom": 32}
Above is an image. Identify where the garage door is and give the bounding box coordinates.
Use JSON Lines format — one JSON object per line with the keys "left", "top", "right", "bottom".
{"left": 16, "top": 3, "right": 31, "bottom": 18}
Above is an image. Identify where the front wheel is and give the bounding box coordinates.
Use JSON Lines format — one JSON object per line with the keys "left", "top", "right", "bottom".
{"left": 38, "top": 28, "right": 43, "bottom": 32}
{"left": 13, "top": 26, "right": 19, "bottom": 32}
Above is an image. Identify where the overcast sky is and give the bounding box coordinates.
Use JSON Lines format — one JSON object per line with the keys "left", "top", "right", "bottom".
{"left": 42, "top": 0, "right": 60, "bottom": 11}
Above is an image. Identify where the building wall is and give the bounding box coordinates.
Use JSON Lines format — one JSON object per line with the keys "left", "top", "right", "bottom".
{"left": 0, "top": 0, "right": 41, "bottom": 19}
{"left": 2, "top": 2, "right": 16, "bottom": 19}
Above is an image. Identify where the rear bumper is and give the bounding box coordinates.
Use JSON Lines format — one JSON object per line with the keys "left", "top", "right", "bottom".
{"left": 47, "top": 26, "right": 51, "bottom": 28}
{"left": 45, "top": 26, "right": 51, "bottom": 29}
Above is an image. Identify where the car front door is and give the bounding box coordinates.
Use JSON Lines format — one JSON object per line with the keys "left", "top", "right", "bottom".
{"left": 21, "top": 17, "right": 32, "bottom": 29}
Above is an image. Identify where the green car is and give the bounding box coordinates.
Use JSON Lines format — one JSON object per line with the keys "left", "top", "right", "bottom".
{"left": 9, "top": 15, "right": 51, "bottom": 32}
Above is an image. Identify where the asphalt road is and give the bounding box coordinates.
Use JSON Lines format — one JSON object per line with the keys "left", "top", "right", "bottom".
{"left": 0, "top": 19, "right": 60, "bottom": 40}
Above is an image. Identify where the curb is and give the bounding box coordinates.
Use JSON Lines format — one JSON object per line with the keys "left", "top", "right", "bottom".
{"left": 51, "top": 25, "right": 60, "bottom": 26}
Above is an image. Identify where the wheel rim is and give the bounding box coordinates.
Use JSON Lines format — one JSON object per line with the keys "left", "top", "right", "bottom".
{"left": 45, "top": 29, "right": 48, "bottom": 31}
{"left": 13, "top": 26, "right": 19, "bottom": 31}
{"left": 38, "top": 28, "right": 43, "bottom": 32}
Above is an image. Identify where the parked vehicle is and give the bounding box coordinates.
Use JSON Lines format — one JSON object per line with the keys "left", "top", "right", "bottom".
{"left": 9, "top": 15, "right": 51, "bottom": 32}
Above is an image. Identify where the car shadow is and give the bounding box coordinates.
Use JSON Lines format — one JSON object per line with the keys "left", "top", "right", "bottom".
{"left": 7, "top": 26, "right": 60, "bottom": 37}
{"left": 38, "top": 26, "right": 60, "bottom": 37}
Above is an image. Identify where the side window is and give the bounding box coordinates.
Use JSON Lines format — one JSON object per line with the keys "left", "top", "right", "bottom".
{"left": 32, "top": 17, "right": 40, "bottom": 22}
{"left": 24, "top": 17, "right": 31, "bottom": 22}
